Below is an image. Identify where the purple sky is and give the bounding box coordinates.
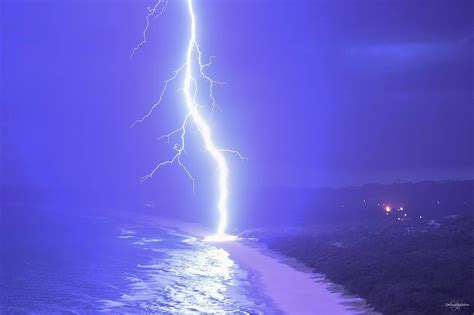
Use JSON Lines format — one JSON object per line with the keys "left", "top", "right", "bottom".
{"left": 2, "top": 0, "right": 473, "bottom": 205}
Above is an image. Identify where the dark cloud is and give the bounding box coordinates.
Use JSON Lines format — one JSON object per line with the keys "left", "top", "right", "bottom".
{"left": 1, "top": 0, "right": 472, "bottom": 196}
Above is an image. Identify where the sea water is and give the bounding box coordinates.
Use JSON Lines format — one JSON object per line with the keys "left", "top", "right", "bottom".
{"left": 0, "top": 207, "right": 269, "bottom": 313}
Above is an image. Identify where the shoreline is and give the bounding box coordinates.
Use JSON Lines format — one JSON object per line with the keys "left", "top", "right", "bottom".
{"left": 147, "top": 216, "right": 369, "bottom": 314}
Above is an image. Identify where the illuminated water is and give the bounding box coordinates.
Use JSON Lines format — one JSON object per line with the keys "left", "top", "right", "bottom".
{"left": 0, "top": 209, "right": 269, "bottom": 313}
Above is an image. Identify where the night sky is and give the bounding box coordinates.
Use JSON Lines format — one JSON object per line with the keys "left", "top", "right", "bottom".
{"left": 2, "top": 0, "right": 473, "bottom": 212}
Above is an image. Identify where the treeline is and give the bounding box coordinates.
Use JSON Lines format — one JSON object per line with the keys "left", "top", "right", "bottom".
{"left": 260, "top": 216, "right": 474, "bottom": 314}
{"left": 234, "top": 180, "right": 474, "bottom": 228}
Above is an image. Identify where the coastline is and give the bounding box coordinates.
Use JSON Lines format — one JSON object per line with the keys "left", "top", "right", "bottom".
{"left": 147, "top": 216, "right": 369, "bottom": 314}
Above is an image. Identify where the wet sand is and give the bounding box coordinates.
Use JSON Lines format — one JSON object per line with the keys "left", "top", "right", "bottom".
{"left": 151, "top": 217, "right": 362, "bottom": 315}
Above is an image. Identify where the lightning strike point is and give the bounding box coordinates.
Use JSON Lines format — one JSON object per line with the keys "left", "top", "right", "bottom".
{"left": 203, "top": 234, "right": 238, "bottom": 242}
{"left": 133, "top": 0, "right": 243, "bottom": 240}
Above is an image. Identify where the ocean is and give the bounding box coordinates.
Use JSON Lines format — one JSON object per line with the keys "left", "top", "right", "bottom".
{"left": 0, "top": 206, "right": 269, "bottom": 313}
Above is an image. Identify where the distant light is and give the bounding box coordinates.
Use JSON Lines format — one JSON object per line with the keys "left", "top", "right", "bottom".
{"left": 404, "top": 213, "right": 407, "bottom": 217}
{"left": 419, "top": 216, "right": 423, "bottom": 219}
{"left": 385, "top": 206, "right": 391, "bottom": 213}
{"left": 400, "top": 207, "right": 404, "bottom": 211}
{"left": 397, "top": 217, "right": 401, "bottom": 221}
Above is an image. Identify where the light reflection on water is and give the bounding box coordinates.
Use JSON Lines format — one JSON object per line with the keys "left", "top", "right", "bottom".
{"left": 100, "top": 227, "right": 267, "bottom": 313}
{"left": 0, "top": 212, "right": 268, "bottom": 314}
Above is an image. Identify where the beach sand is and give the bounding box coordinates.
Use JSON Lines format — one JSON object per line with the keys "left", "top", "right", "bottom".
{"left": 150, "top": 217, "right": 367, "bottom": 315}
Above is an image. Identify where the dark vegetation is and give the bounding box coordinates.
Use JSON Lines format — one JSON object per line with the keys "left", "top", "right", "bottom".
{"left": 248, "top": 181, "right": 474, "bottom": 315}
{"left": 237, "top": 180, "right": 474, "bottom": 228}
{"left": 262, "top": 217, "right": 473, "bottom": 314}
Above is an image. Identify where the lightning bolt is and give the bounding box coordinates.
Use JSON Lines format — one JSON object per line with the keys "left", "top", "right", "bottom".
{"left": 131, "top": 0, "right": 244, "bottom": 241}
{"left": 130, "top": 0, "right": 169, "bottom": 60}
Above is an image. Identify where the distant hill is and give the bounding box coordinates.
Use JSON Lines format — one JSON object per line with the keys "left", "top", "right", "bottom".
{"left": 235, "top": 180, "right": 474, "bottom": 228}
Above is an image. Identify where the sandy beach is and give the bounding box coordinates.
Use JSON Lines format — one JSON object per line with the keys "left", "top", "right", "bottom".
{"left": 152, "top": 217, "right": 364, "bottom": 314}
